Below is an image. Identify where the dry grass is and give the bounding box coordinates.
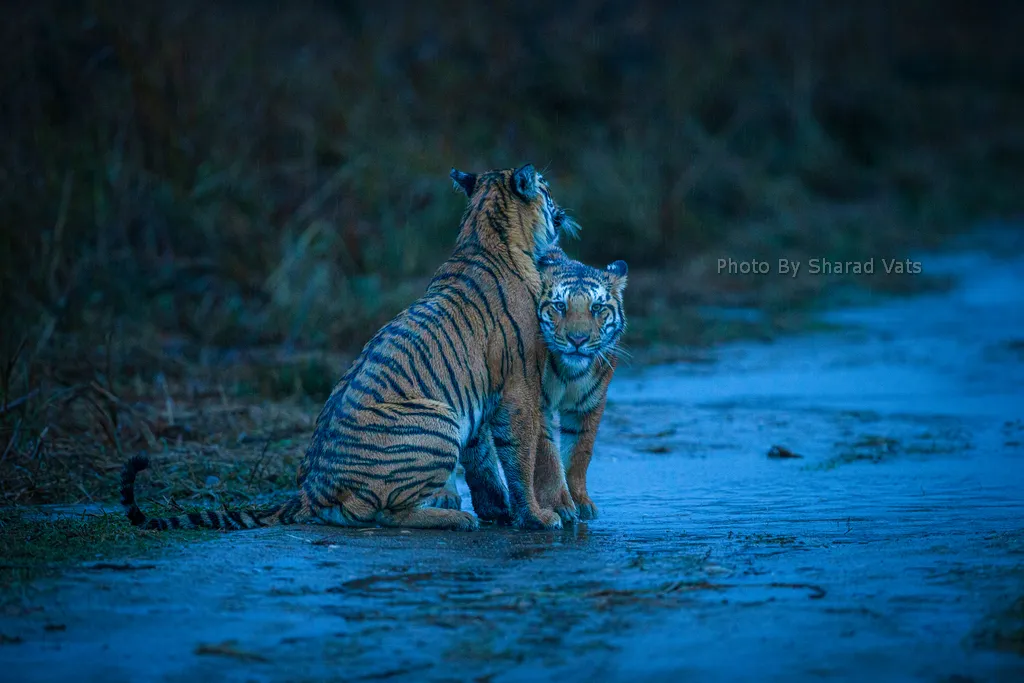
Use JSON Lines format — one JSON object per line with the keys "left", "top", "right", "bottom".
{"left": 1, "top": 0, "right": 1022, "bottom": 510}
{"left": 0, "top": 335, "right": 344, "bottom": 506}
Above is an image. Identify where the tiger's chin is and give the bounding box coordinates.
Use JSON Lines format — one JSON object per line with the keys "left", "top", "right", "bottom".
{"left": 555, "top": 351, "right": 596, "bottom": 370}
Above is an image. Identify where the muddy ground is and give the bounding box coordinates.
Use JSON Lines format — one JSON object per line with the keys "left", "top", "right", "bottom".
{"left": 1, "top": 232, "right": 1023, "bottom": 682}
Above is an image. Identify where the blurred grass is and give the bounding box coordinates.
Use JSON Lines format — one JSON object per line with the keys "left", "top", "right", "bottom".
{"left": 1, "top": 0, "right": 1022, "bottom": 507}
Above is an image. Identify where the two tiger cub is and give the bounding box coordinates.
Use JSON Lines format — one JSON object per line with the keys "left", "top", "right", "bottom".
{"left": 121, "top": 165, "right": 626, "bottom": 531}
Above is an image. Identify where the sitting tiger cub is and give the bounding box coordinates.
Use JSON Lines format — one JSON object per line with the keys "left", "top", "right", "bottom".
{"left": 532, "top": 246, "right": 628, "bottom": 522}
{"left": 427, "top": 246, "right": 628, "bottom": 524}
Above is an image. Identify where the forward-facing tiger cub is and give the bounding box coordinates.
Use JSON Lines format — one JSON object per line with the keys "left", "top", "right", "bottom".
{"left": 426, "top": 246, "right": 627, "bottom": 524}
{"left": 121, "top": 165, "right": 578, "bottom": 532}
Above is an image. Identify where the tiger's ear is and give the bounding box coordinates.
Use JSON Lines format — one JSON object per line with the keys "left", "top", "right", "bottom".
{"left": 605, "top": 260, "right": 628, "bottom": 294}
{"left": 450, "top": 168, "right": 477, "bottom": 196}
{"left": 511, "top": 164, "right": 538, "bottom": 201}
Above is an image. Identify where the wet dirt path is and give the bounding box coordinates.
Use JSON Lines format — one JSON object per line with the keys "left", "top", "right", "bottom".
{"left": 2, "top": 236, "right": 1023, "bottom": 682}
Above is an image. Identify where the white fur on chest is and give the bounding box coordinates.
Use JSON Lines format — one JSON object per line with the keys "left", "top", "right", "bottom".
{"left": 542, "top": 361, "right": 602, "bottom": 468}
{"left": 543, "top": 364, "right": 599, "bottom": 412}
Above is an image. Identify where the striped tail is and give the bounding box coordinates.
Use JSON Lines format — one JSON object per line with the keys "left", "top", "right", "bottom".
{"left": 120, "top": 455, "right": 311, "bottom": 531}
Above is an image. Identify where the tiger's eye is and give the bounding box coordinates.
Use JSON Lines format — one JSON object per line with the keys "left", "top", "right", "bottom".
{"left": 590, "top": 303, "right": 604, "bottom": 315}
{"left": 554, "top": 302, "right": 567, "bottom": 313}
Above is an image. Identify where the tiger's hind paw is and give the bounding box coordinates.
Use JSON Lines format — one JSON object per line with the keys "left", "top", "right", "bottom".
{"left": 476, "top": 508, "right": 512, "bottom": 525}
{"left": 378, "top": 506, "right": 479, "bottom": 531}
{"left": 447, "top": 510, "right": 481, "bottom": 531}
{"left": 472, "top": 498, "right": 512, "bottom": 525}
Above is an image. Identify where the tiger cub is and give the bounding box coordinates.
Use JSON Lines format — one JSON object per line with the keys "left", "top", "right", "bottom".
{"left": 121, "top": 165, "right": 577, "bottom": 532}
{"left": 532, "top": 246, "right": 627, "bottom": 522}
{"left": 428, "top": 246, "right": 627, "bottom": 524}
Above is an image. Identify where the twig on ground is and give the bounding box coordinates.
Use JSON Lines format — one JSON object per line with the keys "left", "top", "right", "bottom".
{"left": 1, "top": 419, "right": 21, "bottom": 463}
{"left": 28, "top": 426, "right": 50, "bottom": 460}
{"left": 247, "top": 439, "right": 271, "bottom": 488}
{"left": 0, "top": 389, "right": 39, "bottom": 416}
{"left": 1, "top": 336, "right": 29, "bottom": 413}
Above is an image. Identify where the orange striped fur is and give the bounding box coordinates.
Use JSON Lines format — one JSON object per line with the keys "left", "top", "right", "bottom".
{"left": 426, "top": 246, "right": 628, "bottom": 524}
{"left": 121, "top": 165, "right": 576, "bottom": 532}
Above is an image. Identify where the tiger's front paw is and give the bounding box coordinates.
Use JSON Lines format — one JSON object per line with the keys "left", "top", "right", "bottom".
{"left": 477, "top": 499, "right": 516, "bottom": 528}
{"left": 422, "top": 490, "right": 462, "bottom": 510}
{"left": 469, "top": 489, "right": 512, "bottom": 524}
{"left": 553, "top": 489, "right": 579, "bottom": 525}
{"left": 475, "top": 503, "right": 512, "bottom": 525}
{"left": 513, "top": 507, "right": 563, "bottom": 531}
{"left": 575, "top": 497, "right": 599, "bottom": 521}
{"left": 553, "top": 504, "right": 580, "bottom": 525}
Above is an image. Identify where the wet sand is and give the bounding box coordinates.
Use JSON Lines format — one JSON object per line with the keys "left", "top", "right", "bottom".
{"left": 1, "top": 235, "right": 1022, "bottom": 682}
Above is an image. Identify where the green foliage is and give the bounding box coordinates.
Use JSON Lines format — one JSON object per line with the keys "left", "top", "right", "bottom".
{"left": 2, "top": 0, "right": 1020, "bottom": 350}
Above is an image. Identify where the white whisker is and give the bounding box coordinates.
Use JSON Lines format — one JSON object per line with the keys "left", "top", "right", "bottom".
{"left": 610, "top": 343, "right": 633, "bottom": 360}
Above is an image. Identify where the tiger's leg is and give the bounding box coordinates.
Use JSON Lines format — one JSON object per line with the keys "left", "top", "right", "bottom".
{"left": 534, "top": 412, "right": 578, "bottom": 525}
{"left": 314, "top": 399, "right": 478, "bottom": 531}
{"left": 492, "top": 392, "right": 562, "bottom": 530}
{"left": 460, "top": 423, "right": 512, "bottom": 524}
{"left": 421, "top": 470, "right": 462, "bottom": 510}
{"left": 564, "top": 401, "right": 607, "bottom": 521}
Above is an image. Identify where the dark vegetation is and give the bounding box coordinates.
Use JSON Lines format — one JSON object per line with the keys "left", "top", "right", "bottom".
{"left": 0, "top": 507, "right": 202, "bottom": 588}
{"left": 1, "top": 0, "right": 1022, "bottom": 513}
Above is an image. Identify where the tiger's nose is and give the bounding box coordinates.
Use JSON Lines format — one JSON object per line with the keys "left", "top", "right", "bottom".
{"left": 567, "top": 333, "right": 588, "bottom": 348}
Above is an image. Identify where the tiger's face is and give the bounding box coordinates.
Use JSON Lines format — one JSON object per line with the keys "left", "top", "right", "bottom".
{"left": 537, "top": 248, "right": 628, "bottom": 368}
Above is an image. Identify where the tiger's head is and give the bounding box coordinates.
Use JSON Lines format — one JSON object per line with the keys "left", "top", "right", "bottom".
{"left": 537, "top": 247, "right": 628, "bottom": 369}
{"left": 450, "top": 165, "right": 579, "bottom": 259}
